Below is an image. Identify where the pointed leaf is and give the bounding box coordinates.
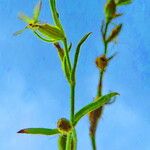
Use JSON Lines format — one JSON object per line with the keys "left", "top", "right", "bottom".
{"left": 68, "top": 43, "right": 72, "bottom": 52}
{"left": 112, "top": 13, "right": 123, "bottom": 19}
{"left": 73, "top": 92, "right": 119, "bottom": 125}
{"left": 17, "top": 128, "right": 60, "bottom": 136}
{"left": 13, "top": 27, "right": 27, "bottom": 36}
{"left": 33, "top": 0, "right": 42, "bottom": 22}
{"left": 116, "top": 0, "right": 132, "bottom": 6}
{"left": 18, "top": 12, "right": 32, "bottom": 24}
{"left": 71, "top": 32, "right": 91, "bottom": 81}
{"left": 108, "top": 52, "right": 117, "bottom": 62}
{"left": 49, "top": 0, "right": 63, "bottom": 29}
{"left": 58, "top": 135, "right": 67, "bottom": 150}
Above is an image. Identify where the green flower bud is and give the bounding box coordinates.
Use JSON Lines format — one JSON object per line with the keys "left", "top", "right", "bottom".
{"left": 38, "top": 24, "right": 65, "bottom": 42}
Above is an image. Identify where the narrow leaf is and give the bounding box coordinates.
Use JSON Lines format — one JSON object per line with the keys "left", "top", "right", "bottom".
{"left": 73, "top": 92, "right": 119, "bottom": 125}
{"left": 13, "top": 27, "right": 27, "bottom": 36}
{"left": 49, "top": 0, "right": 63, "bottom": 29}
{"left": 33, "top": 0, "right": 42, "bottom": 22}
{"left": 18, "top": 12, "right": 32, "bottom": 24}
{"left": 108, "top": 52, "right": 117, "bottom": 62}
{"left": 71, "top": 32, "right": 91, "bottom": 81}
{"left": 68, "top": 43, "right": 72, "bottom": 52}
{"left": 116, "top": 0, "right": 132, "bottom": 6}
{"left": 17, "top": 128, "right": 60, "bottom": 136}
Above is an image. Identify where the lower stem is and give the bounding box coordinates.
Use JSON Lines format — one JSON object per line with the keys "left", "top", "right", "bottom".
{"left": 66, "top": 133, "right": 72, "bottom": 150}
{"left": 66, "top": 83, "right": 76, "bottom": 150}
{"left": 72, "top": 129, "right": 77, "bottom": 150}
{"left": 91, "top": 135, "right": 96, "bottom": 150}
{"left": 90, "top": 70, "right": 105, "bottom": 150}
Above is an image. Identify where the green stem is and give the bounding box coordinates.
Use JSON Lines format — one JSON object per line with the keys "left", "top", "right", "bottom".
{"left": 104, "top": 22, "right": 109, "bottom": 55}
{"left": 63, "top": 38, "right": 77, "bottom": 149}
{"left": 66, "top": 133, "right": 72, "bottom": 150}
{"left": 70, "top": 83, "right": 75, "bottom": 123}
{"left": 72, "top": 128, "right": 77, "bottom": 150}
{"left": 65, "top": 82, "right": 76, "bottom": 150}
{"left": 91, "top": 135, "right": 96, "bottom": 150}
{"left": 70, "top": 83, "right": 77, "bottom": 150}
{"left": 63, "top": 38, "right": 72, "bottom": 72}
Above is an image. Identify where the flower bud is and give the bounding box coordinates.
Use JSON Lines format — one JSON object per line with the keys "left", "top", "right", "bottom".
{"left": 95, "top": 55, "right": 108, "bottom": 70}
{"left": 107, "top": 24, "right": 122, "bottom": 43}
{"left": 57, "top": 118, "right": 72, "bottom": 134}
{"left": 38, "top": 24, "right": 65, "bottom": 42}
{"left": 105, "top": 0, "right": 116, "bottom": 22}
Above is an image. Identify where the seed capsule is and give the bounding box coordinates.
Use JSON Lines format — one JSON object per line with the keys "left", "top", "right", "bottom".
{"left": 57, "top": 118, "right": 72, "bottom": 134}
{"left": 95, "top": 55, "right": 108, "bottom": 70}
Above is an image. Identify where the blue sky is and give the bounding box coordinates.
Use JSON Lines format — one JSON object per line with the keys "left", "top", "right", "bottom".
{"left": 0, "top": 0, "right": 150, "bottom": 149}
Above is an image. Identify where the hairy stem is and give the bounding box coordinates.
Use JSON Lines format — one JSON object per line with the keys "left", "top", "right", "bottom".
{"left": 90, "top": 21, "right": 110, "bottom": 150}
{"left": 97, "top": 70, "right": 104, "bottom": 97}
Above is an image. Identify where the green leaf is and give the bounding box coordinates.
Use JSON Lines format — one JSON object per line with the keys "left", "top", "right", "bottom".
{"left": 17, "top": 128, "right": 60, "bottom": 136}
{"left": 33, "top": 0, "right": 42, "bottom": 22}
{"left": 108, "top": 52, "right": 117, "bottom": 62}
{"left": 18, "top": 12, "right": 32, "bottom": 24}
{"left": 71, "top": 32, "right": 91, "bottom": 81}
{"left": 73, "top": 92, "right": 119, "bottom": 125}
{"left": 13, "top": 27, "right": 27, "bottom": 36}
{"left": 49, "top": 0, "right": 63, "bottom": 30}
{"left": 68, "top": 43, "right": 72, "bottom": 52}
{"left": 115, "top": 0, "right": 132, "bottom": 6}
